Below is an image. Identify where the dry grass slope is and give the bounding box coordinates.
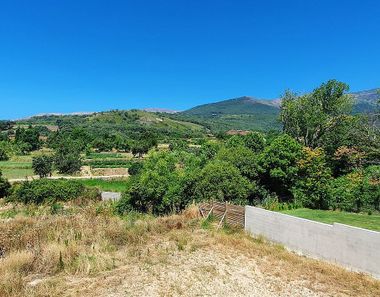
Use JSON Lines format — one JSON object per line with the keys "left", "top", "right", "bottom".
{"left": 0, "top": 201, "right": 379, "bottom": 297}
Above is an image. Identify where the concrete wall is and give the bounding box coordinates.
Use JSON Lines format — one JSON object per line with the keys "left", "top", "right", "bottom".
{"left": 245, "top": 206, "right": 380, "bottom": 279}
{"left": 101, "top": 192, "right": 122, "bottom": 202}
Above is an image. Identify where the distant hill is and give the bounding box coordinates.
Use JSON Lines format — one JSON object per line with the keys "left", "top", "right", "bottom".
{"left": 143, "top": 108, "right": 179, "bottom": 114}
{"left": 9, "top": 88, "right": 380, "bottom": 134}
{"left": 175, "top": 89, "right": 379, "bottom": 132}
{"left": 16, "top": 110, "right": 206, "bottom": 140}
{"left": 177, "top": 96, "right": 281, "bottom": 132}
{"left": 351, "top": 88, "right": 379, "bottom": 113}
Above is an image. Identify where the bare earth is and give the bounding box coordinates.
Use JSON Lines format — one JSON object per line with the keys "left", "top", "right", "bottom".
{"left": 61, "top": 247, "right": 323, "bottom": 297}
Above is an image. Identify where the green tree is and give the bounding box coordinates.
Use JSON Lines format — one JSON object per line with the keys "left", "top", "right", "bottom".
{"left": 258, "top": 134, "right": 303, "bottom": 200}
{"left": 0, "top": 170, "right": 11, "bottom": 198}
{"left": 117, "top": 151, "right": 200, "bottom": 214}
{"left": 54, "top": 140, "right": 82, "bottom": 174}
{"left": 226, "top": 135, "right": 245, "bottom": 148}
{"left": 194, "top": 160, "right": 252, "bottom": 204}
{"left": 128, "top": 161, "right": 143, "bottom": 176}
{"left": 169, "top": 139, "right": 188, "bottom": 151}
{"left": 15, "top": 126, "right": 41, "bottom": 152}
{"left": 0, "top": 147, "right": 9, "bottom": 161}
{"left": 216, "top": 145, "right": 259, "bottom": 180}
{"left": 281, "top": 80, "right": 353, "bottom": 148}
{"left": 32, "top": 155, "right": 54, "bottom": 178}
{"left": 242, "top": 132, "right": 265, "bottom": 152}
{"left": 292, "top": 147, "right": 332, "bottom": 209}
{"left": 330, "top": 166, "right": 380, "bottom": 212}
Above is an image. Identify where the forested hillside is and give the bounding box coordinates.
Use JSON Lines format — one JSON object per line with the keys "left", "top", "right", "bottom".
{"left": 170, "top": 88, "right": 379, "bottom": 132}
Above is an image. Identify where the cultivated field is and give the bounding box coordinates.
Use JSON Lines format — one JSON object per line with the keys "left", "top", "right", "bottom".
{"left": 0, "top": 201, "right": 379, "bottom": 297}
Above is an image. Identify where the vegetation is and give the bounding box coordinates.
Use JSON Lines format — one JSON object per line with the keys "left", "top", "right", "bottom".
{"left": 0, "top": 148, "right": 9, "bottom": 161}
{"left": 54, "top": 140, "right": 82, "bottom": 174}
{"left": 0, "top": 202, "right": 379, "bottom": 297}
{"left": 0, "top": 80, "right": 379, "bottom": 296}
{"left": 171, "top": 96, "right": 282, "bottom": 132}
{"left": 0, "top": 170, "right": 11, "bottom": 198}
{"left": 9, "top": 179, "right": 97, "bottom": 204}
{"left": 114, "top": 80, "right": 379, "bottom": 217}
{"left": 0, "top": 79, "right": 378, "bottom": 218}
{"left": 77, "top": 178, "right": 129, "bottom": 192}
{"left": 32, "top": 155, "right": 54, "bottom": 178}
{"left": 280, "top": 208, "right": 380, "bottom": 232}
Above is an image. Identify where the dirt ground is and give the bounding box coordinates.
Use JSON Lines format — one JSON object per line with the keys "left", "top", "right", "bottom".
{"left": 1, "top": 203, "right": 379, "bottom": 297}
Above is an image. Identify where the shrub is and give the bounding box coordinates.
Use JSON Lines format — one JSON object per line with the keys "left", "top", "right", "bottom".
{"left": 292, "top": 147, "right": 332, "bottom": 209}
{"left": 116, "top": 151, "right": 201, "bottom": 215}
{"left": 243, "top": 132, "right": 265, "bottom": 152}
{"left": 194, "top": 160, "right": 252, "bottom": 204}
{"left": 216, "top": 145, "right": 260, "bottom": 180}
{"left": 10, "top": 179, "right": 88, "bottom": 204}
{"left": 128, "top": 161, "right": 143, "bottom": 176}
{"left": 0, "top": 147, "right": 9, "bottom": 161}
{"left": 0, "top": 170, "right": 11, "bottom": 198}
{"left": 330, "top": 166, "right": 380, "bottom": 212}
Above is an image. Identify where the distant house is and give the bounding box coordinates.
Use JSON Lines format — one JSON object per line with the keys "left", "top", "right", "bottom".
{"left": 226, "top": 130, "right": 251, "bottom": 136}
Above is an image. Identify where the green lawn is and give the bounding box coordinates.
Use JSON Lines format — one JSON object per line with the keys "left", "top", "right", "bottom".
{"left": 281, "top": 208, "right": 380, "bottom": 232}
{"left": 77, "top": 178, "right": 129, "bottom": 192}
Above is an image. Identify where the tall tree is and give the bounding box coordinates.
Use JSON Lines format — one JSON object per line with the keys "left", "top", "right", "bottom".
{"left": 54, "top": 140, "right": 82, "bottom": 174}
{"left": 281, "top": 80, "right": 353, "bottom": 148}
{"left": 32, "top": 155, "right": 54, "bottom": 178}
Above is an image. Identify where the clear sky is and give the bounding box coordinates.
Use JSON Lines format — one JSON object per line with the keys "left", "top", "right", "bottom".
{"left": 0, "top": 0, "right": 379, "bottom": 119}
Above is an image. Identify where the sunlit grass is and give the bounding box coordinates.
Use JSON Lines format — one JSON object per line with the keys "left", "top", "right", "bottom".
{"left": 76, "top": 178, "right": 129, "bottom": 192}
{"left": 281, "top": 208, "right": 380, "bottom": 232}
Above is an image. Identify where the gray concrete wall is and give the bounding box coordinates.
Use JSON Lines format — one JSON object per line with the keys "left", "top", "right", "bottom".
{"left": 101, "top": 192, "right": 122, "bottom": 202}
{"left": 245, "top": 206, "right": 380, "bottom": 279}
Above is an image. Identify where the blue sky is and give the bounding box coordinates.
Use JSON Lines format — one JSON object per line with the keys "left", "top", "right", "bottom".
{"left": 0, "top": 0, "right": 379, "bottom": 119}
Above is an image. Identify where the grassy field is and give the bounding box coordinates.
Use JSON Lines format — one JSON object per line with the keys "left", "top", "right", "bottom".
{"left": 0, "top": 159, "right": 34, "bottom": 179}
{"left": 281, "top": 208, "right": 380, "bottom": 232}
{"left": 77, "top": 178, "right": 129, "bottom": 192}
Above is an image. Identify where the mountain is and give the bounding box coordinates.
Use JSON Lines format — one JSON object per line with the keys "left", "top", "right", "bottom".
{"left": 176, "top": 96, "right": 281, "bottom": 132}
{"left": 351, "top": 88, "right": 379, "bottom": 113}
{"left": 176, "top": 89, "right": 379, "bottom": 132}
{"left": 11, "top": 88, "right": 379, "bottom": 134}
{"left": 16, "top": 110, "right": 206, "bottom": 139}
{"left": 143, "top": 108, "right": 179, "bottom": 114}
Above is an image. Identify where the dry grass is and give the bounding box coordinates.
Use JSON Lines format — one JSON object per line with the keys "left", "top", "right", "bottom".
{"left": 0, "top": 201, "right": 379, "bottom": 297}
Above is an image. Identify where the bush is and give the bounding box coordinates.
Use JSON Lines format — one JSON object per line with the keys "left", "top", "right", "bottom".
{"left": 116, "top": 151, "right": 201, "bottom": 215}
{"left": 330, "top": 166, "right": 380, "bottom": 212}
{"left": 0, "top": 170, "right": 11, "bottom": 198}
{"left": 216, "top": 145, "right": 259, "bottom": 180}
{"left": 292, "top": 148, "right": 332, "bottom": 209}
{"left": 128, "top": 161, "right": 143, "bottom": 176}
{"left": 243, "top": 132, "right": 265, "bottom": 152}
{"left": 10, "top": 179, "right": 89, "bottom": 204}
{"left": 0, "top": 147, "right": 9, "bottom": 161}
{"left": 194, "top": 160, "right": 252, "bottom": 204}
